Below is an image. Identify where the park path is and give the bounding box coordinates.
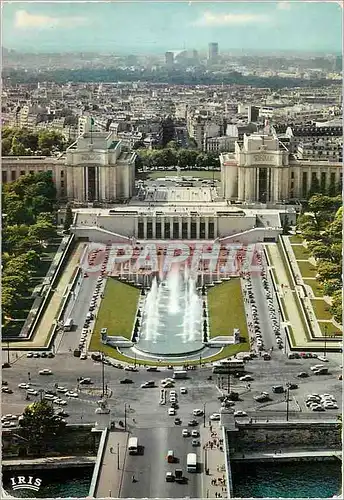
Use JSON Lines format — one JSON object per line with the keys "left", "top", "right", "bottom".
{"left": 5, "top": 243, "right": 86, "bottom": 349}
{"left": 268, "top": 244, "right": 308, "bottom": 345}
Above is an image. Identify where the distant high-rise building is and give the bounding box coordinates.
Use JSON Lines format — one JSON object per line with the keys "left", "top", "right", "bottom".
{"left": 208, "top": 43, "right": 219, "bottom": 61}
{"left": 165, "top": 51, "right": 174, "bottom": 67}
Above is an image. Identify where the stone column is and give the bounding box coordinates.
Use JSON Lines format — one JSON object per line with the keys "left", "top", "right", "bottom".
{"left": 244, "top": 168, "right": 254, "bottom": 202}
{"left": 134, "top": 217, "right": 139, "bottom": 238}
{"left": 84, "top": 166, "right": 89, "bottom": 202}
{"left": 169, "top": 217, "right": 174, "bottom": 239}
{"left": 178, "top": 219, "right": 182, "bottom": 239}
{"left": 161, "top": 217, "right": 165, "bottom": 239}
{"left": 187, "top": 216, "right": 191, "bottom": 239}
{"left": 255, "top": 168, "right": 260, "bottom": 202}
{"left": 238, "top": 167, "right": 245, "bottom": 200}
{"left": 196, "top": 218, "right": 201, "bottom": 239}
{"left": 205, "top": 218, "right": 209, "bottom": 239}
{"left": 214, "top": 217, "right": 218, "bottom": 239}
{"left": 152, "top": 218, "right": 156, "bottom": 239}
{"left": 143, "top": 218, "right": 148, "bottom": 239}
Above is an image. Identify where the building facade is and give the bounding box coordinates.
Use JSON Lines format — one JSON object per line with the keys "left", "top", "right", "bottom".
{"left": 2, "top": 131, "right": 136, "bottom": 203}
{"left": 220, "top": 133, "right": 342, "bottom": 203}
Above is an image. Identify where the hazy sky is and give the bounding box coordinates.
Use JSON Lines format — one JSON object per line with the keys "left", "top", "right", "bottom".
{"left": 2, "top": 1, "right": 343, "bottom": 54}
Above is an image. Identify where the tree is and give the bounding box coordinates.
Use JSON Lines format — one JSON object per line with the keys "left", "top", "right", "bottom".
{"left": 38, "top": 130, "right": 65, "bottom": 151}
{"left": 64, "top": 204, "right": 74, "bottom": 230}
{"left": 11, "top": 136, "right": 28, "bottom": 156}
{"left": 330, "top": 290, "right": 342, "bottom": 324}
{"left": 2, "top": 137, "right": 12, "bottom": 155}
{"left": 19, "top": 400, "right": 66, "bottom": 454}
{"left": 29, "top": 222, "right": 57, "bottom": 243}
{"left": 316, "top": 261, "right": 342, "bottom": 283}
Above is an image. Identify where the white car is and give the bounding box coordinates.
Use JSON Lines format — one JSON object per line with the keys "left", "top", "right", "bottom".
{"left": 26, "top": 352, "right": 33, "bottom": 358}
{"left": 80, "top": 354, "right": 87, "bottom": 360}
{"left": 18, "top": 383, "right": 30, "bottom": 389}
{"left": 180, "top": 387, "right": 187, "bottom": 394}
{"left": 239, "top": 375, "right": 253, "bottom": 381}
{"left": 168, "top": 408, "right": 176, "bottom": 416}
{"left": 66, "top": 391, "right": 78, "bottom": 398}
{"left": 210, "top": 413, "right": 221, "bottom": 421}
{"left": 27, "top": 389, "right": 38, "bottom": 396}
{"left": 44, "top": 394, "right": 57, "bottom": 401}
{"left": 191, "top": 430, "right": 199, "bottom": 437}
{"left": 182, "top": 429, "right": 190, "bottom": 437}
{"left": 169, "top": 390, "right": 176, "bottom": 397}
{"left": 193, "top": 409, "right": 204, "bottom": 416}
{"left": 56, "top": 387, "right": 68, "bottom": 393}
{"left": 234, "top": 411, "right": 248, "bottom": 417}
{"left": 310, "top": 365, "right": 324, "bottom": 372}
{"left": 316, "top": 356, "right": 329, "bottom": 362}
{"left": 39, "top": 369, "right": 52, "bottom": 375}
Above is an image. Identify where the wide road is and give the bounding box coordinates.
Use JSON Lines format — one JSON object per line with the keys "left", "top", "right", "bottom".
{"left": 120, "top": 427, "right": 202, "bottom": 498}
{"left": 57, "top": 271, "right": 100, "bottom": 353}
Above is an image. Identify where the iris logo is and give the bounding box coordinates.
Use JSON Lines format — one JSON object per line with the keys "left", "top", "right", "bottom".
{"left": 10, "top": 476, "right": 42, "bottom": 492}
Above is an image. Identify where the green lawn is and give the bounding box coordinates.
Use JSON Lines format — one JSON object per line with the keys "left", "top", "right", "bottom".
{"left": 303, "top": 279, "right": 324, "bottom": 297}
{"left": 139, "top": 170, "right": 221, "bottom": 181}
{"left": 291, "top": 245, "right": 311, "bottom": 260}
{"left": 297, "top": 260, "right": 317, "bottom": 278}
{"left": 89, "top": 279, "right": 140, "bottom": 352}
{"left": 289, "top": 235, "right": 304, "bottom": 244}
{"left": 207, "top": 279, "right": 248, "bottom": 340}
{"left": 318, "top": 322, "right": 342, "bottom": 336}
{"left": 311, "top": 300, "right": 333, "bottom": 321}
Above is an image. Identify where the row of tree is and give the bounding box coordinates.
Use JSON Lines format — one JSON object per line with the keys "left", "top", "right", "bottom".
{"left": 2, "top": 127, "right": 67, "bottom": 156}
{"left": 136, "top": 147, "right": 220, "bottom": 170}
{"left": 2, "top": 172, "right": 57, "bottom": 322}
{"left": 4, "top": 67, "right": 340, "bottom": 90}
{"left": 296, "top": 194, "right": 342, "bottom": 323}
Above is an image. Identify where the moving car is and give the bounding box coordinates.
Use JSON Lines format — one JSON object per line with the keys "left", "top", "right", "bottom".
{"left": 39, "top": 369, "right": 52, "bottom": 375}
{"left": 120, "top": 379, "right": 133, "bottom": 384}
{"left": 210, "top": 413, "right": 221, "bottom": 421}
{"left": 234, "top": 411, "right": 247, "bottom": 417}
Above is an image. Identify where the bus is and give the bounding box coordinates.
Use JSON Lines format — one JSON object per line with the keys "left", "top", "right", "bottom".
{"left": 128, "top": 437, "right": 138, "bottom": 455}
{"left": 186, "top": 453, "right": 197, "bottom": 473}
{"left": 212, "top": 359, "right": 245, "bottom": 374}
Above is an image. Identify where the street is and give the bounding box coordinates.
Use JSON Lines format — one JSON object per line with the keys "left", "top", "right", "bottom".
{"left": 120, "top": 427, "right": 202, "bottom": 498}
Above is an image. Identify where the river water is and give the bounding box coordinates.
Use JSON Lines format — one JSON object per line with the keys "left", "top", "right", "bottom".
{"left": 3, "top": 460, "right": 341, "bottom": 498}
{"left": 231, "top": 460, "right": 342, "bottom": 498}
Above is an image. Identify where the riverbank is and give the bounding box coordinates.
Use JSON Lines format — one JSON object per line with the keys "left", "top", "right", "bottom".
{"left": 2, "top": 456, "right": 96, "bottom": 470}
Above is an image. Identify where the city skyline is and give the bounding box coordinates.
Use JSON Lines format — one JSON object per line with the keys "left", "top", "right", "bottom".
{"left": 2, "top": 1, "right": 342, "bottom": 54}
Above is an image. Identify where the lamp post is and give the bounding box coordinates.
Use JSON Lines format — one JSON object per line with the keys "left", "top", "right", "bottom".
{"left": 203, "top": 402, "right": 206, "bottom": 428}
{"left": 110, "top": 444, "right": 120, "bottom": 470}
{"left": 324, "top": 325, "right": 328, "bottom": 358}
{"left": 7, "top": 341, "right": 10, "bottom": 365}
{"left": 286, "top": 383, "right": 290, "bottom": 422}
{"left": 124, "top": 403, "right": 127, "bottom": 431}
{"left": 101, "top": 353, "right": 105, "bottom": 398}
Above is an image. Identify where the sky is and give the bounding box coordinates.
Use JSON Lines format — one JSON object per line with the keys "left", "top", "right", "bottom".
{"left": 2, "top": 1, "right": 343, "bottom": 54}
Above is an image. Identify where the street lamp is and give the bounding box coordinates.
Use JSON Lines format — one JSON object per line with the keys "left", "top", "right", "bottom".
{"left": 124, "top": 403, "right": 127, "bottom": 431}
{"left": 101, "top": 352, "right": 105, "bottom": 398}
{"left": 285, "top": 383, "right": 290, "bottom": 422}
{"left": 110, "top": 443, "right": 120, "bottom": 470}
{"left": 324, "top": 325, "right": 328, "bottom": 358}
{"left": 203, "top": 402, "right": 206, "bottom": 428}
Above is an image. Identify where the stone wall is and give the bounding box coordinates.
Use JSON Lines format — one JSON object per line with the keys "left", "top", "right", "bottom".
{"left": 227, "top": 422, "right": 341, "bottom": 453}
